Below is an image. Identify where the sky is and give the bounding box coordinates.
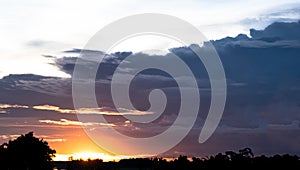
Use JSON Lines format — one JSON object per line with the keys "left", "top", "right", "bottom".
{"left": 0, "top": 0, "right": 300, "bottom": 161}
{"left": 1, "top": 0, "right": 300, "bottom": 78}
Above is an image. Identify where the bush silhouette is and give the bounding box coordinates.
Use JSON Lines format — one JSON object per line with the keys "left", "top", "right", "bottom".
{"left": 0, "top": 132, "right": 56, "bottom": 170}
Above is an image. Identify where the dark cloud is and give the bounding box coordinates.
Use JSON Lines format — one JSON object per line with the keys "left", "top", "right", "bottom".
{"left": 0, "top": 74, "right": 71, "bottom": 96}
{"left": 47, "top": 21, "right": 300, "bottom": 128}
{"left": 1, "top": 21, "right": 300, "bottom": 156}
{"left": 26, "top": 40, "right": 67, "bottom": 50}
{"left": 63, "top": 48, "right": 83, "bottom": 53}
{"left": 26, "top": 40, "right": 53, "bottom": 47}
{"left": 54, "top": 57, "right": 77, "bottom": 75}
{"left": 250, "top": 21, "right": 300, "bottom": 40}
{"left": 42, "top": 54, "right": 56, "bottom": 59}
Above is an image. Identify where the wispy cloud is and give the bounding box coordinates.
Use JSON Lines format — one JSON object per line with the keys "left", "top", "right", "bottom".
{"left": 77, "top": 107, "right": 153, "bottom": 116}
{"left": 33, "top": 105, "right": 76, "bottom": 114}
{"left": 39, "top": 119, "right": 116, "bottom": 127}
{"left": 0, "top": 104, "right": 29, "bottom": 109}
{"left": 0, "top": 134, "right": 67, "bottom": 143}
{"left": 33, "top": 104, "right": 153, "bottom": 115}
{"left": 35, "top": 135, "right": 67, "bottom": 142}
{"left": 46, "top": 138, "right": 67, "bottom": 142}
{"left": 0, "top": 134, "right": 20, "bottom": 140}
{"left": 0, "top": 109, "right": 7, "bottom": 114}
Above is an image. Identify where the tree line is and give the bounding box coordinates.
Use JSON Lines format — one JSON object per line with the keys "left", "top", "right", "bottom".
{"left": 65, "top": 149, "right": 300, "bottom": 170}
{"left": 0, "top": 132, "right": 299, "bottom": 170}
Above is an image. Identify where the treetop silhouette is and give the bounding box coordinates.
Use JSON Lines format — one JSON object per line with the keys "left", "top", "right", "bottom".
{"left": 0, "top": 132, "right": 56, "bottom": 170}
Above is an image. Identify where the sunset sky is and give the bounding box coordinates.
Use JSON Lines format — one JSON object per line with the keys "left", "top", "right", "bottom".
{"left": 0, "top": 0, "right": 300, "bottom": 161}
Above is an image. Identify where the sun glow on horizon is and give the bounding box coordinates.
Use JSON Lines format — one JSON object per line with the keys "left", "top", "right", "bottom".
{"left": 53, "top": 152, "right": 130, "bottom": 162}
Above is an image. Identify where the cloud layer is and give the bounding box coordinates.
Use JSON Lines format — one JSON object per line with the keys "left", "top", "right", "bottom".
{"left": 0, "top": 21, "right": 299, "bottom": 157}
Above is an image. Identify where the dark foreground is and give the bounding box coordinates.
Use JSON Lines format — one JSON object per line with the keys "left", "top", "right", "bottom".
{"left": 53, "top": 148, "right": 300, "bottom": 170}
{"left": 2, "top": 133, "right": 299, "bottom": 170}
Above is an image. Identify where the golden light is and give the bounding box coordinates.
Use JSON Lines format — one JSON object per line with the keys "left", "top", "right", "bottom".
{"left": 33, "top": 105, "right": 76, "bottom": 114}
{"left": 54, "top": 152, "right": 130, "bottom": 162}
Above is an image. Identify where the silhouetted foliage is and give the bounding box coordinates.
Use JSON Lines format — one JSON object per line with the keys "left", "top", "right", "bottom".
{"left": 58, "top": 148, "right": 300, "bottom": 170}
{"left": 66, "top": 159, "right": 106, "bottom": 170}
{"left": 0, "top": 132, "right": 56, "bottom": 170}
{"left": 1, "top": 134, "right": 299, "bottom": 170}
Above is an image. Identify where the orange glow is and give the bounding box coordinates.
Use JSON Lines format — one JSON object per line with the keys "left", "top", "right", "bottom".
{"left": 47, "top": 128, "right": 128, "bottom": 161}
{"left": 54, "top": 152, "right": 129, "bottom": 161}
{"left": 45, "top": 127, "right": 122, "bottom": 162}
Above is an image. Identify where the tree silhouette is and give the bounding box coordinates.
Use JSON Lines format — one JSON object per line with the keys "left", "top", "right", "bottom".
{"left": 0, "top": 132, "right": 56, "bottom": 170}
{"left": 57, "top": 147, "right": 300, "bottom": 170}
{"left": 239, "top": 147, "right": 254, "bottom": 158}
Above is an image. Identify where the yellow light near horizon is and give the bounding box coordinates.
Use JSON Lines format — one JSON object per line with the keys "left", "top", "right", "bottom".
{"left": 73, "top": 152, "right": 104, "bottom": 161}
{"left": 53, "top": 152, "right": 130, "bottom": 162}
